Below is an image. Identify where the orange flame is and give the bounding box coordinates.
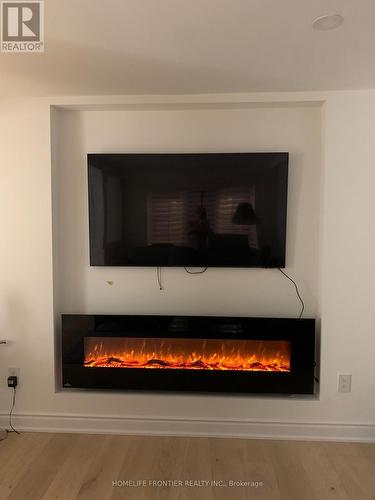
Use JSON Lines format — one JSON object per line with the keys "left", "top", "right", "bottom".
{"left": 84, "top": 337, "right": 290, "bottom": 372}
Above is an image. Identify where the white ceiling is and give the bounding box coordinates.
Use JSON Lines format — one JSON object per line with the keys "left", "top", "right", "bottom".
{"left": 1, "top": 0, "right": 375, "bottom": 97}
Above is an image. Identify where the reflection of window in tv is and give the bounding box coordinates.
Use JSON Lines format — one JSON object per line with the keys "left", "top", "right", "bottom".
{"left": 147, "top": 191, "right": 188, "bottom": 246}
{"left": 147, "top": 186, "right": 258, "bottom": 249}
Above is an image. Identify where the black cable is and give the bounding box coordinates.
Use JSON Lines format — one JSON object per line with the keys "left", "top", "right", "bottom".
{"left": 9, "top": 387, "right": 19, "bottom": 435}
{"left": 0, "top": 387, "right": 19, "bottom": 441}
{"left": 156, "top": 266, "right": 163, "bottom": 290}
{"left": 278, "top": 268, "right": 305, "bottom": 319}
{"left": 184, "top": 267, "right": 208, "bottom": 274}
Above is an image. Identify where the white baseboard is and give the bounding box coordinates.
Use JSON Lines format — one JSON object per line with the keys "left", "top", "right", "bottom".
{"left": 0, "top": 413, "right": 375, "bottom": 442}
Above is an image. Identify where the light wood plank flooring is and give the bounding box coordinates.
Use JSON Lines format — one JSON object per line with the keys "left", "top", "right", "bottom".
{"left": 0, "top": 432, "right": 374, "bottom": 500}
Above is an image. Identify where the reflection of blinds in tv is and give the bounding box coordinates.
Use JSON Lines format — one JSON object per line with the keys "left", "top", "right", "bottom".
{"left": 147, "top": 187, "right": 258, "bottom": 248}
{"left": 147, "top": 192, "right": 187, "bottom": 245}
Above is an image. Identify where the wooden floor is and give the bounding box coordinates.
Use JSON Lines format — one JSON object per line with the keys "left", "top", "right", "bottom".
{"left": 0, "top": 432, "right": 374, "bottom": 500}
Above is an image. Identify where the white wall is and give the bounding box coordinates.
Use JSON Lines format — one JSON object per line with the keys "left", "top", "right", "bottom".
{"left": 0, "top": 92, "right": 375, "bottom": 440}
{"left": 320, "top": 94, "right": 375, "bottom": 427}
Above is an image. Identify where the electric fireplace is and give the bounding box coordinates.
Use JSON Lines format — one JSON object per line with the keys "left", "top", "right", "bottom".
{"left": 62, "top": 315, "right": 316, "bottom": 394}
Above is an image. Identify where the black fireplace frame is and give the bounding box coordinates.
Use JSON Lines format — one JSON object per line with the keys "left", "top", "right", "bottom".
{"left": 61, "top": 314, "right": 316, "bottom": 395}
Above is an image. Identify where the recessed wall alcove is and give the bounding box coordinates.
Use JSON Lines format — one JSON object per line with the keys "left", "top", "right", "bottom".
{"left": 50, "top": 99, "right": 322, "bottom": 408}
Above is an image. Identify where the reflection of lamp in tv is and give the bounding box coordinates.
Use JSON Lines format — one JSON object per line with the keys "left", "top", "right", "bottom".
{"left": 232, "top": 203, "right": 257, "bottom": 225}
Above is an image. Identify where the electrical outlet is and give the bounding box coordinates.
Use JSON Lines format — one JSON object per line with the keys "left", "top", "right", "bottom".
{"left": 338, "top": 374, "right": 351, "bottom": 393}
{"left": 8, "top": 367, "right": 20, "bottom": 383}
{"left": 7, "top": 376, "right": 17, "bottom": 388}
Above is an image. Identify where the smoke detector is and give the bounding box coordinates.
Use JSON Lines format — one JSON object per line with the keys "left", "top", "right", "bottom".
{"left": 313, "top": 14, "right": 344, "bottom": 31}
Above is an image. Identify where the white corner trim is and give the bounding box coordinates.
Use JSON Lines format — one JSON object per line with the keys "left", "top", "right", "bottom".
{"left": 0, "top": 413, "right": 374, "bottom": 442}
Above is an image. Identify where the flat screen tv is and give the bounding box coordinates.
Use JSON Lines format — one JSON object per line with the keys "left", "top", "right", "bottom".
{"left": 88, "top": 153, "right": 288, "bottom": 268}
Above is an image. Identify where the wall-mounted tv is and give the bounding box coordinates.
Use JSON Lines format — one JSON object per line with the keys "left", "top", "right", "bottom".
{"left": 88, "top": 153, "right": 288, "bottom": 268}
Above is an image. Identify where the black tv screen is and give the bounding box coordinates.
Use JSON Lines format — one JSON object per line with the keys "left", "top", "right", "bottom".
{"left": 88, "top": 153, "right": 288, "bottom": 268}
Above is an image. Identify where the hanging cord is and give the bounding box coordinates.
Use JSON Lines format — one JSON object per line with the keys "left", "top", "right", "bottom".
{"left": 278, "top": 268, "right": 305, "bottom": 319}
{"left": 0, "top": 341, "right": 6, "bottom": 440}
{"left": 0, "top": 387, "right": 20, "bottom": 441}
{"left": 156, "top": 266, "right": 163, "bottom": 291}
{"left": 157, "top": 266, "right": 209, "bottom": 288}
{"left": 9, "top": 387, "right": 19, "bottom": 435}
{"left": 184, "top": 267, "right": 208, "bottom": 274}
